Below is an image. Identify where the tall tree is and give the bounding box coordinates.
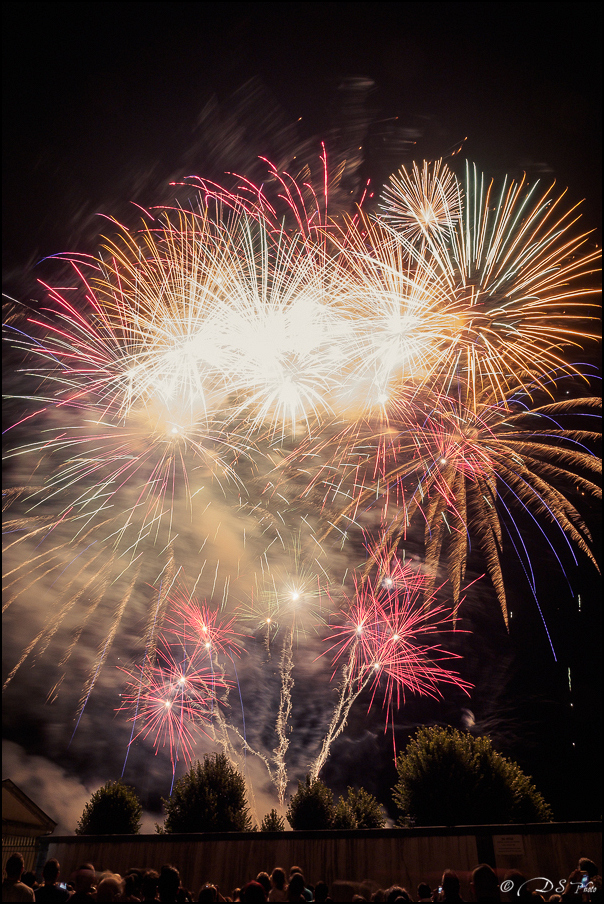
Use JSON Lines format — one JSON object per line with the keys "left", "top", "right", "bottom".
{"left": 162, "top": 754, "right": 252, "bottom": 833}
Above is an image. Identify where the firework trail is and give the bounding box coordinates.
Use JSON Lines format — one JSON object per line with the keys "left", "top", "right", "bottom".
{"left": 2, "top": 547, "right": 110, "bottom": 692}
{"left": 274, "top": 630, "right": 294, "bottom": 805}
{"left": 139, "top": 547, "right": 177, "bottom": 680}
{"left": 310, "top": 655, "right": 367, "bottom": 782}
{"left": 231, "top": 528, "right": 334, "bottom": 798}
{"left": 70, "top": 561, "right": 142, "bottom": 714}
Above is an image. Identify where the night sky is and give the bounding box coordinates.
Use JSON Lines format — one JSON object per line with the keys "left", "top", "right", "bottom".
{"left": 2, "top": 1, "right": 602, "bottom": 833}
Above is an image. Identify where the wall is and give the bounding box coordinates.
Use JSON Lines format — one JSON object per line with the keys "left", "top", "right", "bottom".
{"left": 41, "top": 823, "right": 601, "bottom": 899}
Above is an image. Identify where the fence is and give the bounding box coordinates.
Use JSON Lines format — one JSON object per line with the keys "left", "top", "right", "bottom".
{"left": 39, "top": 822, "right": 601, "bottom": 897}
{"left": 2, "top": 834, "right": 41, "bottom": 874}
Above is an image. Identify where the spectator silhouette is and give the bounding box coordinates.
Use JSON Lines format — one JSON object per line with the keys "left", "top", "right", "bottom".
{"left": 123, "top": 873, "right": 142, "bottom": 902}
{"left": 442, "top": 871, "right": 464, "bottom": 904}
{"left": 579, "top": 862, "right": 599, "bottom": 881}
{"left": 97, "top": 876, "right": 123, "bottom": 904}
{"left": 35, "top": 861, "right": 70, "bottom": 904}
{"left": 418, "top": 884, "right": 433, "bottom": 904}
{"left": 158, "top": 868, "right": 180, "bottom": 904}
{"left": 241, "top": 884, "right": 266, "bottom": 904}
{"left": 140, "top": 872, "right": 159, "bottom": 904}
{"left": 501, "top": 872, "right": 532, "bottom": 904}
{"left": 314, "top": 884, "right": 333, "bottom": 904}
{"left": 268, "top": 872, "right": 287, "bottom": 904}
{"left": 565, "top": 861, "right": 602, "bottom": 904}
{"left": 256, "top": 879, "right": 271, "bottom": 901}
{"left": 68, "top": 865, "right": 96, "bottom": 904}
{"left": 198, "top": 888, "right": 217, "bottom": 904}
{"left": 2, "top": 854, "right": 35, "bottom": 903}
{"left": 286, "top": 877, "right": 306, "bottom": 904}
{"left": 386, "top": 890, "right": 411, "bottom": 904}
{"left": 471, "top": 866, "right": 499, "bottom": 904}
{"left": 288, "top": 874, "right": 311, "bottom": 904}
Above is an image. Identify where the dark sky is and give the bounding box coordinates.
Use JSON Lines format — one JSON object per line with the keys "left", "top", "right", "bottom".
{"left": 4, "top": 1, "right": 602, "bottom": 279}
{"left": 2, "top": 1, "right": 602, "bottom": 831}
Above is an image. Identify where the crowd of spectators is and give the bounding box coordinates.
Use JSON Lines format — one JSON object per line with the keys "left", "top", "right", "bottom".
{"left": 2, "top": 854, "right": 601, "bottom": 904}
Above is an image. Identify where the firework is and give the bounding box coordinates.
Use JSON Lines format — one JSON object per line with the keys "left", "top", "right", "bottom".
{"left": 325, "top": 215, "right": 461, "bottom": 402}
{"left": 118, "top": 645, "right": 227, "bottom": 767}
{"left": 380, "top": 161, "right": 600, "bottom": 401}
{"left": 182, "top": 147, "right": 332, "bottom": 239}
{"left": 3, "top": 205, "right": 338, "bottom": 702}
{"left": 233, "top": 527, "right": 334, "bottom": 803}
{"left": 239, "top": 533, "right": 331, "bottom": 641}
{"left": 380, "top": 158, "right": 461, "bottom": 245}
{"left": 167, "top": 589, "right": 243, "bottom": 662}
{"left": 2, "top": 153, "right": 600, "bottom": 798}
{"left": 336, "top": 382, "right": 601, "bottom": 626}
{"left": 310, "top": 551, "right": 470, "bottom": 778}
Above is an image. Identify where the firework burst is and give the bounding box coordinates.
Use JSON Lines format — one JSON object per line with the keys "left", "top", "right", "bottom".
{"left": 380, "top": 162, "right": 600, "bottom": 401}
{"left": 380, "top": 158, "right": 461, "bottom": 245}
{"left": 2, "top": 152, "right": 600, "bottom": 796}
{"left": 118, "top": 645, "right": 227, "bottom": 767}
{"left": 381, "top": 384, "right": 599, "bottom": 625}
{"left": 311, "top": 551, "right": 470, "bottom": 778}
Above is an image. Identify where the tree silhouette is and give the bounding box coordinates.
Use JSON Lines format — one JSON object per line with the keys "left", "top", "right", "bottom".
{"left": 286, "top": 775, "right": 334, "bottom": 829}
{"left": 333, "top": 797, "right": 357, "bottom": 828}
{"left": 393, "top": 726, "right": 553, "bottom": 826}
{"left": 76, "top": 781, "right": 142, "bottom": 835}
{"left": 343, "top": 786, "right": 385, "bottom": 828}
{"left": 162, "top": 754, "right": 252, "bottom": 833}
{"left": 260, "top": 808, "right": 285, "bottom": 831}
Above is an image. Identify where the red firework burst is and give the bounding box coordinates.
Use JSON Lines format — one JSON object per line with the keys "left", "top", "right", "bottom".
{"left": 324, "top": 553, "right": 471, "bottom": 725}
{"left": 117, "top": 646, "right": 227, "bottom": 765}
{"left": 166, "top": 589, "right": 243, "bottom": 662}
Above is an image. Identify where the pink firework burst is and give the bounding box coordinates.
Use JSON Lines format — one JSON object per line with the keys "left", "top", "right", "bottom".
{"left": 166, "top": 589, "right": 243, "bottom": 663}
{"left": 117, "top": 646, "right": 227, "bottom": 765}
{"left": 322, "top": 575, "right": 380, "bottom": 684}
{"left": 364, "top": 582, "right": 471, "bottom": 718}
{"left": 325, "top": 554, "right": 471, "bottom": 726}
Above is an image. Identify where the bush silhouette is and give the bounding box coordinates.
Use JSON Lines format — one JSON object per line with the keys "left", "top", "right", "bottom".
{"left": 393, "top": 726, "right": 553, "bottom": 826}
{"left": 286, "top": 775, "right": 334, "bottom": 829}
{"left": 76, "top": 781, "right": 142, "bottom": 835}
